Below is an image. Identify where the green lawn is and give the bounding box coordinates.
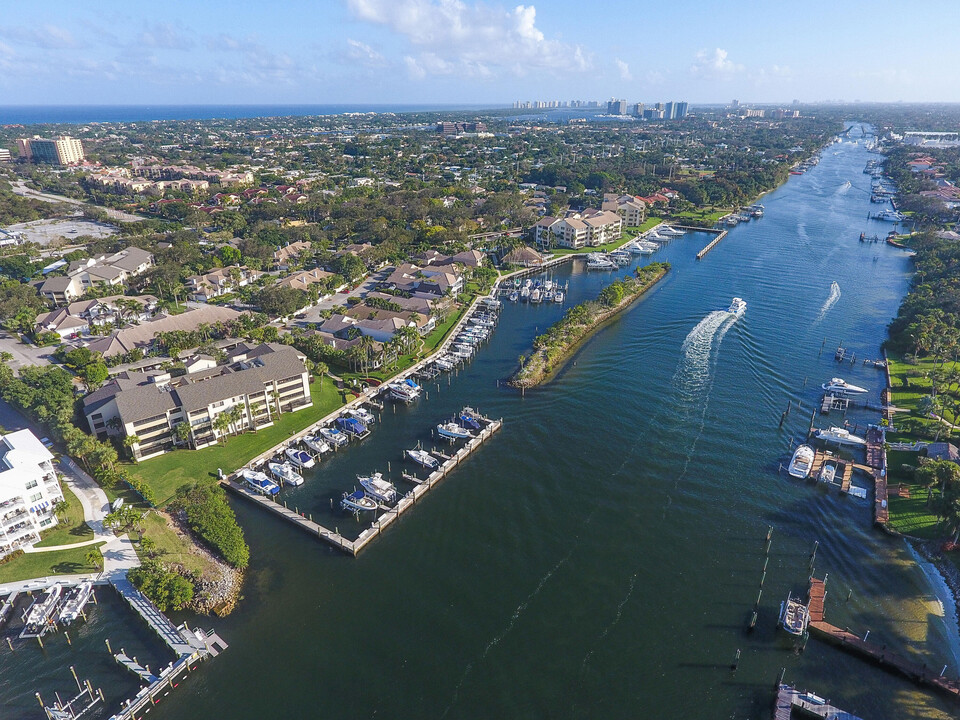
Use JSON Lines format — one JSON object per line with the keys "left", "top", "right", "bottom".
{"left": 887, "top": 353, "right": 960, "bottom": 433}
{"left": 126, "top": 377, "right": 345, "bottom": 506}
{"left": 665, "top": 207, "right": 731, "bottom": 225}
{"left": 0, "top": 542, "right": 105, "bottom": 584}
{"left": 35, "top": 485, "right": 93, "bottom": 547}
{"left": 887, "top": 483, "right": 946, "bottom": 539}
{"left": 138, "top": 511, "right": 215, "bottom": 577}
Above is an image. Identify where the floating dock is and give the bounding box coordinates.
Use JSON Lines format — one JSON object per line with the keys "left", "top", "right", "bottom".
{"left": 806, "top": 577, "right": 960, "bottom": 699}
{"left": 773, "top": 684, "right": 865, "bottom": 720}
{"left": 695, "top": 229, "right": 729, "bottom": 259}
{"left": 223, "top": 417, "right": 503, "bottom": 556}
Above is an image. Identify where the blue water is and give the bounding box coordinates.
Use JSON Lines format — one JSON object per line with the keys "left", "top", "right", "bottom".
{"left": 0, "top": 104, "right": 507, "bottom": 125}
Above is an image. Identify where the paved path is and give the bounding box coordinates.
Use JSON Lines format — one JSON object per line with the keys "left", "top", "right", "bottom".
{"left": 10, "top": 180, "right": 145, "bottom": 222}
{"left": 23, "top": 537, "right": 105, "bottom": 553}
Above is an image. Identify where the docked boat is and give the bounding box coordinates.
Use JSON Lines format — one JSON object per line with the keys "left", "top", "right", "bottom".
{"left": 336, "top": 416, "right": 368, "bottom": 437}
{"left": 876, "top": 209, "right": 905, "bottom": 222}
{"left": 818, "top": 461, "right": 837, "bottom": 484}
{"left": 387, "top": 382, "right": 419, "bottom": 403}
{"left": 319, "top": 426, "right": 349, "bottom": 447}
{"left": 778, "top": 592, "right": 810, "bottom": 636}
{"left": 815, "top": 426, "right": 866, "bottom": 447}
{"left": 520, "top": 286, "right": 530, "bottom": 301}
{"left": 242, "top": 468, "right": 281, "bottom": 496}
{"left": 609, "top": 250, "right": 632, "bottom": 265}
{"left": 406, "top": 448, "right": 439, "bottom": 469}
{"left": 434, "top": 356, "right": 456, "bottom": 371}
{"left": 523, "top": 278, "right": 532, "bottom": 289}
{"left": 727, "top": 297, "right": 747, "bottom": 316}
{"left": 658, "top": 226, "right": 685, "bottom": 237}
{"left": 543, "top": 279, "right": 554, "bottom": 291}
{"left": 57, "top": 581, "right": 94, "bottom": 626}
{"left": 586, "top": 255, "right": 617, "bottom": 270}
{"left": 437, "top": 422, "right": 472, "bottom": 440}
{"left": 348, "top": 406, "right": 376, "bottom": 424}
{"left": 787, "top": 444, "right": 815, "bottom": 479}
{"left": 303, "top": 435, "right": 332, "bottom": 455}
{"left": 821, "top": 377, "right": 868, "bottom": 395}
{"left": 268, "top": 461, "right": 304, "bottom": 486}
{"left": 530, "top": 288, "right": 542, "bottom": 303}
{"left": 341, "top": 490, "right": 378, "bottom": 513}
{"left": 748, "top": 204, "right": 764, "bottom": 218}
{"left": 21, "top": 584, "right": 62, "bottom": 637}
{"left": 509, "top": 291, "right": 519, "bottom": 302}
{"left": 358, "top": 472, "right": 397, "bottom": 504}
{"left": 458, "top": 413, "right": 482, "bottom": 431}
{"left": 285, "top": 447, "right": 316, "bottom": 469}
{"left": 553, "top": 290, "right": 564, "bottom": 303}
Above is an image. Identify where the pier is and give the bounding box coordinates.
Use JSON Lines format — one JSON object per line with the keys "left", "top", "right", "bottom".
{"left": 864, "top": 427, "right": 888, "bottom": 525}
{"left": 773, "top": 684, "right": 865, "bottom": 720}
{"left": 808, "top": 450, "right": 854, "bottom": 493}
{"left": 224, "top": 417, "right": 503, "bottom": 556}
{"left": 806, "top": 577, "right": 960, "bottom": 699}
{"left": 695, "top": 229, "right": 729, "bottom": 259}
{"left": 0, "top": 589, "right": 18, "bottom": 630}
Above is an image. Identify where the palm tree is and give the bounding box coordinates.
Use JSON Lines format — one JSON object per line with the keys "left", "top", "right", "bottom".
{"left": 122, "top": 435, "right": 140, "bottom": 460}
{"left": 314, "top": 361, "right": 329, "bottom": 389}
{"left": 212, "top": 412, "right": 231, "bottom": 441}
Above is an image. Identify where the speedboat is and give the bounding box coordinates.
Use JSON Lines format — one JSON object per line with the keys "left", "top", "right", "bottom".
{"left": 319, "top": 426, "right": 349, "bottom": 447}
{"left": 586, "top": 255, "right": 616, "bottom": 270}
{"left": 404, "top": 378, "right": 422, "bottom": 393}
{"left": 285, "top": 447, "right": 316, "bottom": 469}
{"left": 787, "top": 444, "right": 815, "bottom": 479}
{"left": 818, "top": 461, "right": 837, "bottom": 484}
{"left": 520, "top": 286, "right": 530, "bottom": 301}
{"left": 358, "top": 472, "right": 397, "bottom": 504}
{"left": 543, "top": 279, "right": 554, "bottom": 291}
{"left": 523, "top": 278, "right": 532, "bottom": 289}
{"left": 336, "top": 416, "right": 368, "bottom": 437}
{"left": 348, "top": 406, "right": 376, "bottom": 424}
{"left": 458, "top": 413, "right": 482, "bottom": 431}
{"left": 57, "top": 581, "right": 94, "bottom": 626}
{"left": 778, "top": 592, "right": 810, "bottom": 636}
{"left": 341, "top": 490, "right": 378, "bottom": 513}
{"left": 509, "top": 291, "right": 519, "bottom": 302}
{"left": 435, "top": 356, "right": 456, "bottom": 371}
{"left": 387, "top": 382, "right": 419, "bottom": 403}
{"left": 269, "top": 461, "right": 304, "bottom": 486}
{"left": 242, "top": 468, "right": 281, "bottom": 496}
{"left": 658, "top": 226, "right": 685, "bottom": 237}
{"left": 554, "top": 290, "right": 564, "bottom": 303}
{"left": 530, "top": 288, "right": 542, "bottom": 303}
{"left": 876, "top": 209, "right": 905, "bottom": 222}
{"left": 406, "top": 448, "right": 439, "bottom": 469}
{"left": 609, "top": 250, "right": 632, "bottom": 265}
{"left": 728, "top": 297, "right": 747, "bottom": 316}
{"left": 21, "top": 583, "right": 62, "bottom": 637}
{"left": 821, "top": 377, "right": 868, "bottom": 395}
{"left": 303, "top": 435, "right": 332, "bottom": 455}
{"left": 815, "top": 426, "right": 866, "bottom": 447}
{"left": 437, "top": 422, "right": 472, "bottom": 440}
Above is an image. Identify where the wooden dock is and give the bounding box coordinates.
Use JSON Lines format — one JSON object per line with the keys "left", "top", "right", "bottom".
{"left": 864, "top": 427, "right": 888, "bottom": 525}
{"left": 695, "top": 229, "right": 729, "bottom": 259}
{"left": 806, "top": 577, "right": 960, "bottom": 700}
{"left": 224, "top": 418, "right": 503, "bottom": 556}
{"left": 808, "top": 450, "right": 853, "bottom": 493}
{"left": 773, "top": 684, "right": 865, "bottom": 720}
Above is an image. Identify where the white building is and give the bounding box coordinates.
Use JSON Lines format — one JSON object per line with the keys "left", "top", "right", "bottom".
{"left": 0, "top": 430, "right": 63, "bottom": 559}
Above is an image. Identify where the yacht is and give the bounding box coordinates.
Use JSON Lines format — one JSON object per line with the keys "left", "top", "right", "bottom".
{"left": 303, "top": 435, "right": 332, "bottom": 455}
{"left": 242, "top": 468, "right": 281, "bottom": 496}
{"left": 21, "top": 584, "right": 62, "bottom": 637}
{"left": 386, "top": 382, "right": 419, "bottom": 403}
{"left": 358, "top": 472, "right": 397, "bottom": 504}
{"left": 876, "top": 209, "right": 905, "bottom": 222}
{"left": 815, "top": 426, "right": 866, "bottom": 447}
{"left": 727, "top": 297, "right": 747, "bottom": 316}
{"left": 778, "top": 592, "right": 810, "bottom": 636}
{"left": 268, "top": 461, "right": 304, "bottom": 486}
{"left": 57, "top": 581, "right": 94, "bottom": 626}
{"left": 609, "top": 250, "right": 632, "bottom": 265}
{"left": 341, "top": 490, "right": 378, "bottom": 513}
{"left": 787, "top": 444, "right": 815, "bottom": 479}
{"left": 658, "top": 226, "right": 685, "bottom": 237}
{"left": 406, "top": 448, "right": 439, "bottom": 469}
{"left": 348, "top": 407, "right": 376, "bottom": 424}
{"left": 437, "top": 422, "right": 472, "bottom": 440}
{"left": 586, "top": 255, "right": 617, "bottom": 270}
{"left": 319, "top": 426, "right": 350, "bottom": 447}
{"left": 554, "top": 290, "right": 564, "bottom": 303}
{"left": 821, "top": 378, "right": 868, "bottom": 395}
{"left": 285, "top": 447, "right": 316, "bottom": 469}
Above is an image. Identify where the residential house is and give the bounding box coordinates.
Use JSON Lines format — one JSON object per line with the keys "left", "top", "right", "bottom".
{"left": 38, "top": 247, "right": 154, "bottom": 305}
{"left": 275, "top": 268, "right": 337, "bottom": 293}
{"left": 273, "top": 241, "right": 312, "bottom": 270}
{"left": 382, "top": 262, "right": 464, "bottom": 298}
{"left": 34, "top": 295, "right": 159, "bottom": 339}
{"left": 187, "top": 266, "right": 263, "bottom": 302}
{"left": 0, "top": 429, "right": 63, "bottom": 559}
{"left": 84, "top": 305, "right": 243, "bottom": 358}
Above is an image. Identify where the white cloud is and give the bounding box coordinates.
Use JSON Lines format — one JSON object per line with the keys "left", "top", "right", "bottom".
{"left": 645, "top": 69, "right": 666, "bottom": 85}
{"left": 137, "top": 22, "right": 194, "bottom": 50}
{"left": 346, "top": 0, "right": 591, "bottom": 79}
{"left": 690, "top": 47, "right": 743, "bottom": 79}
{"left": 206, "top": 33, "right": 298, "bottom": 84}
{"left": 345, "top": 38, "right": 386, "bottom": 66}
{"left": 616, "top": 59, "right": 632, "bottom": 81}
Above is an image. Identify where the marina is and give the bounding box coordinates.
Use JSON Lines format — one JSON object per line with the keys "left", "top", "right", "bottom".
{"left": 773, "top": 683, "right": 865, "bottom": 720}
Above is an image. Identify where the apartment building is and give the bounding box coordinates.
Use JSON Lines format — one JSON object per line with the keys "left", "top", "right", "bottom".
{"left": 535, "top": 210, "right": 623, "bottom": 249}
{"left": 0, "top": 430, "right": 63, "bottom": 559}
{"left": 83, "top": 343, "right": 311, "bottom": 461}
{"left": 17, "top": 136, "right": 85, "bottom": 165}
{"left": 187, "top": 266, "right": 263, "bottom": 302}
{"left": 38, "top": 247, "right": 154, "bottom": 305}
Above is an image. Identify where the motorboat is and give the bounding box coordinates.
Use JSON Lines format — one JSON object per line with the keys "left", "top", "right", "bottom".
{"left": 56, "top": 581, "right": 94, "bottom": 626}
{"left": 358, "top": 472, "right": 397, "bottom": 504}
{"left": 452, "top": 346, "right": 473, "bottom": 359}
{"left": 386, "top": 382, "right": 419, "bottom": 403}
{"left": 336, "top": 416, "right": 368, "bottom": 437}
{"left": 285, "top": 447, "right": 316, "bottom": 469}
{"left": 21, "top": 584, "right": 62, "bottom": 637}
{"left": 509, "top": 291, "right": 519, "bottom": 302}
{"left": 437, "top": 422, "right": 472, "bottom": 440}
{"left": 434, "top": 356, "right": 456, "bottom": 371}
{"left": 727, "top": 297, "right": 747, "bottom": 316}
{"left": 554, "top": 290, "right": 565, "bottom": 303}
{"left": 303, "top": 435, "right": 332, "bottom": 455}
{"left": 406, "top": 448, "right": 439, "bottom": 469}
{"left": 748, "top": 204, "right": 764, "bottom": 218}
{"left": 523, "top": 278, "right": 533, "bottom": 289}
{"left": 787, "top": 445, "right": 815, "bottom": 479}
{"left": 530, "top": 288, "right": 542, "bottom": 303}
{"left": 586, "top": 255, "right": 617, "bottom": 270}
{"left": 544, "top": 290, "right": 555, "bottom": 301}
{"left": 818, "top": 461, "right": 837, "bottom": 484}
{"left": 876, "top": 209, "right": 905, "bottom": 222}
{"left": 658, "top": 226, "right": 685, "bottom": 237}
{"left": 319, "top": 426, "right": 350, "bottom": 447}
{"left": 821, "top": 378, "right": 868, "bottom": 395}
{"left": 470, "top": 316, "right": 495, "bottom": 328}
{"left": 543, "top": 279, "right": 554, "bottom": 291}
{"left": 242, "top": 468, "right": 281, "bottom": 496}
{"left": 341, "top": 490, "right": 378, "bottom": 513}
{"left": 778, "top": 592, "right": 810, "bottom": 636}
{"left": 404, "top": 378, "right": 422, "bottom": 392}
{"left": 268, "top": 461, "right": 304, "bottom": 486}
{"left": 520, "top": 286, "right": 530, "bottom": 301}
{"left": 458, "top": 413, "right": 483, "bottom": 431}
{"left": 609, "top": 250, "right": 632, "bottom": 265}
{"left": 815, "top": 426, "right": 866, "bottom": 447}
{"left": 348, "top": 406, "right": 376, "bottom": 424}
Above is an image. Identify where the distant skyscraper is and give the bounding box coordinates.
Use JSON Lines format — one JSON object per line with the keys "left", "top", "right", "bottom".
{"left": 17, "top": 136, "right": 84, "bottom": 165}
{"left": 675, "top": 101, "right": 688, "bottom": 118}
{"left": 731, "top": 99, "right": 740, "bottom": 109}
{"left": 632, "top": 103, "right": 644, "bottom": 117}
{"left": 607, "top": 99, "right": 627, "bottom": 115}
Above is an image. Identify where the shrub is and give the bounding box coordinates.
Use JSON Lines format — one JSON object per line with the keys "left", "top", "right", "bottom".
{"left": 129, "top": 560, "right": 194, "bottom": 611}
{"left": 172, "top": 483, "right": 249, "bottom": 568}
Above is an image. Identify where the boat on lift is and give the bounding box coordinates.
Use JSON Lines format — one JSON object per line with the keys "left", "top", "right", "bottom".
{"left": 319, "top": 426, "right": 350, "bottom": 447}
{"left": 347, "top": 406, "right": 376, "bottom": 424}
{"left": 303, "top": 435, "right": 332, "bottom": 455}
{"left": 437, "top": 422, "right": 472, "bottom": 440}
{"left": 341, "top": 490, "right": 378, "bottom": 513}
{"left": 56, "top": 581, "right": 94, "bottom": 626}
{"left": 285, "top": 447, "right": 316, "bottom": 469}
{"left": 358, "top": 472, "right": 397, "bottom": 504}
{"left": 268, "top": 461, "right": 304, "bottom": 486}
{"left": 242, "top": 468, "right": 281, "bottom": 496}
{"left": 21, "top": 583, "right": 62, "bottom": 637}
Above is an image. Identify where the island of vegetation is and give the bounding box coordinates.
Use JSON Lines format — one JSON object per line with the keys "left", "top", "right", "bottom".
{"left": 509, "top": 262, "right": 669, "bottom": 388}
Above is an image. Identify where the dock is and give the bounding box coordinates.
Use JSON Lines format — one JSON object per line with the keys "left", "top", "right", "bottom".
{"left": 773, "top": 684, "right": 865, "bottom": 720}
{"left": 224, "top": 417, "right": 503, "bottom": 556}
{"left": 808, "top": 450, "right": 854, "bottom": 493}
{"left": 0, "top": 589, "right": 18, "bottom": 630}
{"left": 114, "top": 652, "right": 159, "bottom": 684}
{"left": 695, "top": 229, "right": 729, "bottom": 259}
{"left": 806, "top": 577, "right": 960, "bottom": 699}
{"left": 864, "top": 427, "right": 888, "bottom": 525}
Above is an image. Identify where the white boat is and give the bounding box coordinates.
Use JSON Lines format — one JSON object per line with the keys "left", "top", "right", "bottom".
{"left": 509, "top": 291, "right": 519, "bottom": 302}
{"left": 727, "top": 297, "right": 747, "bottom": 316}
{"left": 609, "top": 250, "right": 632, "bottom": 265}
{"left": 21, "top": 583, "right": 62, "bottom": 636}
{"left": 268, "top": 461, "right": 304, "bottom": 486}
{"left": 586, "top": 255, "right": 617, "bottom": 270}
{"left": 348, "top": 407, "right": 376, "bottom": 424}
{"left": 778, "top": 592, "right": 810, "bottom": 636}
{"left": 520, "top": 286, "right": 530, "bottom": 301}
{"left": 437, "top": 422, "right": 472, "bottom": 440}
{"left": 434, "top": 356, "right": 456, "bottom": 371}
{"left": 341, "top": 490, "right": 378, "bottom": 513}
{"left": 303, "top": 435, "right": 332, "bottom": 455}
{"left": 285, "top": 447, "right": 316, "bottom": 469}
{"left": 242, "top": 469, "right": 281, "bottom": 496}
{"left": 554, "top": 291, "right": 564, "bottom": 303}
{"left": 818, "top": 461, "right": 837, "bottom": 484}
{"left": 876, "top": 209, "right": 905, "bottom": 222}
{"left": 523, "top": 278, "right": 532, "bottom": 289}
{"left": 406, "top": 448, "right": 439, "bottom": 469}
{"left": 530, "top": 288, "right": 542, "bottom": 303}
{"left": 57, "top": 581, "right": 94, "bottom": 626}
{"left": 386, "top": 382, "right": 419, "bottom": 403}
{"left": 787, "top": 445, "right": 815, "bottom": 479}
{"left": 319, "top": 426, "right": 349, "bottom": 447}
{"left": 358, "top": 472, "right": 397, "bottom": 504}
{"left": 815, "top": 426, "right": 866, "bottom": 447}
{"left": 658, "top": 226, "right": 685, "bottom": 237}
{"left": 821, "top": 377, "right": 868, "bottom": 395}
{"left": 543, "top": 279, "right": 554, "bottom": 291}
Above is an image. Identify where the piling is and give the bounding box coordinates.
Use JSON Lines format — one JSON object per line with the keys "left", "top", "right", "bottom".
{"left": 731, "top": 648, "right": 741, "bottom": 670}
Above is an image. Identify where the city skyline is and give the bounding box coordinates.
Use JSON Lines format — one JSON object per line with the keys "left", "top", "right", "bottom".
{"left": 1, "top": 0, "right": 958, "bottom": 106}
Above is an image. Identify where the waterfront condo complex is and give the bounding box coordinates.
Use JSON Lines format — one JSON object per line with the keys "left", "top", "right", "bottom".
{"left": 0, "top": 430, "right": 63, "bottom": 559}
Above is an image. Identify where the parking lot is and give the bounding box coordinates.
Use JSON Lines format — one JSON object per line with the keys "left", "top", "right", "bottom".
{"left": 3, "top": 217, "right": 118, "bottom": 245}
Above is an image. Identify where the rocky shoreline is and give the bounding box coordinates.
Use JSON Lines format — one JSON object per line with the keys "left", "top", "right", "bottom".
{"left": 165, "top": 510, "right": 244, "bottom": 616}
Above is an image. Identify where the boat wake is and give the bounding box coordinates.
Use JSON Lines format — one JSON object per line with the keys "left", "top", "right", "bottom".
{"left": 837, "top": 180, "right": 851, "bottom": 194}
{"left": 580, "top": 571, "right": 639, "bottom": 675}
{"left": 815, "top": 281, "right": 841, "bottom": 323}
{"left": 674, "top": 311, "right": 735, "bottom": 400}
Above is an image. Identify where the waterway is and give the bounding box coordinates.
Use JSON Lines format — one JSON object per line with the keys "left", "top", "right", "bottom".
{"left": 3, "top": 123, "right": 959, "bottom": 719}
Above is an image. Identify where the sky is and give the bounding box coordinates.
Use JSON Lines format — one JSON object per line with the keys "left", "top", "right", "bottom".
{"left": 1, "top": 0, "right": 958, "bottom": 106}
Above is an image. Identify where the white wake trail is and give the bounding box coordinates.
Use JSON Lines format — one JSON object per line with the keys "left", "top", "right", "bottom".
{"left": 837, "top": 180, "right": 851, "bottom": 194}
{"left": 674, "top": 310, "right": 733, "bottom": 403}
{"left": 815, "top": 281, "right": 841, "bottom": 324}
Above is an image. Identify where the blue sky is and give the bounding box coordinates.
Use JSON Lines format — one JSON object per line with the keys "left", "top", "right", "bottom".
{"left": 1, "top": 0, "right": 957, "bottom": 106}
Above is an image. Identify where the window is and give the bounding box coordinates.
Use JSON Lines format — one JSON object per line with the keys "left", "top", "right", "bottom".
{"left": 40, "top": 518, "right": 53, "bottom": 527}
{"left": 25, "top": 480, "right": 38, "bottom": 490}
{"left": 29, "top": 493, "right": 42, "bottom": 502}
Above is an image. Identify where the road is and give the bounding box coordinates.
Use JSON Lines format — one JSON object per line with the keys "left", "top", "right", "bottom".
{"left": 0, "top": 332, "right": 54, "bottom": 370}
{"left": 10, "top": 180, "right": 145, "bottom": 222}
{"left": 295, "top": 270, "right": 388, "bottom": 325}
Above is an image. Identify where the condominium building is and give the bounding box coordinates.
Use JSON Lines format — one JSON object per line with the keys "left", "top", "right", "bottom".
{"left": 18, "top": 136, "right": 85, "bottom": 165}
{"left": 38, "top": 247, "right": 154, "bottom": 305}
{"left": 82, "top": 343, "right": 312, "bottom": 461}
{"left": 535, "top": 210, "right": 623, "bottom": 249}
{"left": 607, "top": 99, "right": 627, "bottom": 115}
{"left": 0, "top": 430, "right": 63, "bottom": 559}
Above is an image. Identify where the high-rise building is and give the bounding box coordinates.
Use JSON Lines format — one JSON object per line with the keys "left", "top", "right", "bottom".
{"left": 607, "top": 99, "right": 627, "bottom": 115}
{"left": 675, "top": 101, "right": 689, "bottom": 118}
{"left": 0, "top": 429, "right": 63, "bottom": 559}
{"left": 632, "top": 103, "right": 644, "bottom": 117}
{"left": 17, "top": 136, "right": 85, "bottom": 165}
